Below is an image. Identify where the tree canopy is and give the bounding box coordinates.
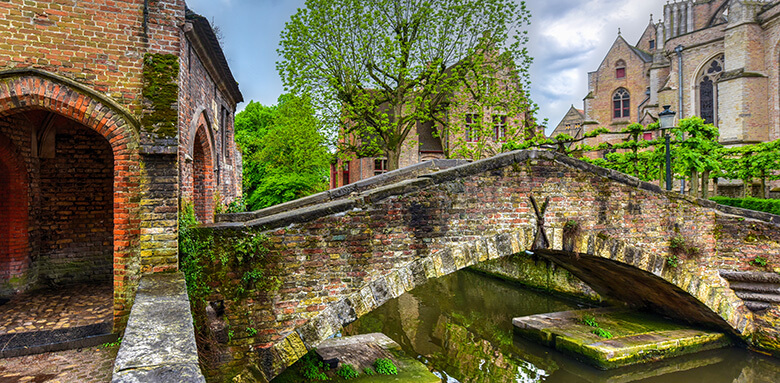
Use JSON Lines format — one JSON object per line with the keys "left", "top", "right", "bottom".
{"left": 277, "top": 0, "right": 533, "bottom": 169}
{"left": 234, "top": 94, "right": 331, "bottom": 211}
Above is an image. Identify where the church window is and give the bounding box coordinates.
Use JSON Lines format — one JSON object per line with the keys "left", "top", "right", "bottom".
{"left": 613, "top": 88, "right": 630, "bottom": 119}
{"left": 649, "top": 40, "right": 655, "bottom": 50}
{"left": 697, "top": 55, "right": 724, "bottom": 125}
{"left": 615, "top": 60, "right": 626, "bottom": 79}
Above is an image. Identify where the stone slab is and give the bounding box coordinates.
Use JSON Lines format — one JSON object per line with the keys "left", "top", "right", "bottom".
{"left": 513, "top": 307, "right": 732, "bottom": 370}
{"left": 313, "top": 333, "right": 439, "bottom": 383}
{"left": 112, "top": 272, "right": 205, "bottom": 383}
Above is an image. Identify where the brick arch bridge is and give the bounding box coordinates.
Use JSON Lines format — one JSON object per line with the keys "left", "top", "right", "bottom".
{"left": 207, "top": 150, "right": 780, "bottom": 381}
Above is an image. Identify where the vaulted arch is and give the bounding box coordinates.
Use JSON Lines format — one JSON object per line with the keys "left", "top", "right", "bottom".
{"left": 0, "top": 69, "right": 142, "bottom": 328}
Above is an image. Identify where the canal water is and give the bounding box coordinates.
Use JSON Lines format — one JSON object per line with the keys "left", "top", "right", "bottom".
{"left": 343, "top": 269, "right": 780, "bottom": 383}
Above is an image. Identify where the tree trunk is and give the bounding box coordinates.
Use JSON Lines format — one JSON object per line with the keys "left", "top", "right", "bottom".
{"left": 386, "top": 148, "right": 402, "bottom": 171}
{"left": 701, "top": 170, "right": 710, "bottom": 199}
{"left": 690, "top": 169, "right": 699, "bottom": 197}
{"left": 760, "top": 177, "right": 767, "bottom": 199}
{"left": 713, "top": 177, "right": 719, "bottom": 197}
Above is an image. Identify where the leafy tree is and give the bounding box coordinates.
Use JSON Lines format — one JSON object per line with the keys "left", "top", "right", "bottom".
{"left": 277, "top": 0, "right": 533, "bottom": 170}
{"left": 669, "top": 117, "right": 721, "bottom": 198}
{"left": 720, "top": 139, "right": 780, "bottom": 198}
{"left": 234, "top": 95, "right": 330, "bottom": 211}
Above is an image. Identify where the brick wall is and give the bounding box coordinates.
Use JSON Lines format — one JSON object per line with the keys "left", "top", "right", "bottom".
{"left": 0, "top": 133, "right": 29, "bottom": 292}
{"left": 37, "top": 118, "right": 113, "bottom": 284}
{"left": 178, "top": 24, "right": 241, "bottom": 214}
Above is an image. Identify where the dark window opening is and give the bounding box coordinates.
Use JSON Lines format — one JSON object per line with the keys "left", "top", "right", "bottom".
{"left": 493, "top": 115, "right": 506, "bottom": 141}
{"left": 374, "top": 158, "right": 388, "bottom": 176}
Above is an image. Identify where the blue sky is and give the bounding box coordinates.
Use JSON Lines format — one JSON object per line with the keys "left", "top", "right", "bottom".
{"left": 186, "top": 0, "right": 659, "bottom": 133}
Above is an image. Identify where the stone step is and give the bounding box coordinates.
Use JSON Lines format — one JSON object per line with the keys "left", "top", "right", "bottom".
{"left": 734, "top": 291, "right": 780, "bottom": 304}
{"left": 720, "top": 270, "right": 780, "bottom": 284}
{"left": 728, "top": 282, "right": 780, "bottom": 294}
{"left": 745, "top": 301, "right": 772, "bottom": 312}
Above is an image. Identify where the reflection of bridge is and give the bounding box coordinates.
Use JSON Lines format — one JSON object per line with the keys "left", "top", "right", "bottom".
{"left": 205, "top": 150, "right": 780, "bottom": 381}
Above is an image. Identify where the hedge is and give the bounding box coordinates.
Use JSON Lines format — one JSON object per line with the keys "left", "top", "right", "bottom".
{"left": 710, "top": 196, "right": 780, "bottom": 216}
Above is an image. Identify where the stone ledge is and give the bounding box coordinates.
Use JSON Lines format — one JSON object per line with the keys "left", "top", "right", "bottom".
{"left": 112, "top": 272, "right": 205, "bottom": 383}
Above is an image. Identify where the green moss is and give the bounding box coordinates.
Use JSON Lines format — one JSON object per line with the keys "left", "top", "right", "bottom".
{"left": 142, "top": 53, "right": 179, "bottom": 138}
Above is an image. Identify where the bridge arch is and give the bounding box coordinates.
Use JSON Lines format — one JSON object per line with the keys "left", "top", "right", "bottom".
{"left": 264, "top": 228, "right": 750, "bottom": 379}
{"left": 0, "top": 69, "right": 142, "bottom": 326}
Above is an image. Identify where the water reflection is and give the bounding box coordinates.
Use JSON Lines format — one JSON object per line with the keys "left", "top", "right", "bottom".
{"left": 343, "top": 269, "right": 780, "bottom": 382}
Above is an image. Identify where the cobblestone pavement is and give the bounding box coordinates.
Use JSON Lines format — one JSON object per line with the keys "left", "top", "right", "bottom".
{"left": 0, "top": 346, "right": 117, "bottom": 382}
{"left": 0, "top": 283, "right": 112, "bottom": 334}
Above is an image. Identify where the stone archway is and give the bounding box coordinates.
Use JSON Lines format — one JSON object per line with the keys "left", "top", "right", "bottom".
{"left": 193, "top": 122, "right": 215, "bottom": 223}
{"left": 0, "top": 69, "right": 142, "bottom": 328}
{"left": 0, "top": 133, "right": 29, "bottom": 297}
{"left": 261, "top": 228, "right": 749, "bottom": 381}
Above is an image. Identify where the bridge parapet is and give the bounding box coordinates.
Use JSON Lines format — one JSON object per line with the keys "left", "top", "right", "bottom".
{"left": 198, "top": 150, "right": 780, "bottom": 382}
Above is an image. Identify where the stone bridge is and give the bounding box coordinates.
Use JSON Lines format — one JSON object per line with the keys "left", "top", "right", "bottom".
{"left": 200, "top": 150, "right": 780, "bottom": 382}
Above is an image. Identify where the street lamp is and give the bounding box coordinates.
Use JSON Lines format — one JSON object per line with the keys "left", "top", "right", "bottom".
{"left": 658, "top": 105, "right": 676, "bottom": 191}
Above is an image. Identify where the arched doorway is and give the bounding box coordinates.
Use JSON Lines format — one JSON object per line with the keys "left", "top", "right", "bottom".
{"left": 0, "top": 133, "right": 29, "bottom": 298}
{"left": 193, "top": 124, "right": 215, "bottom": 224}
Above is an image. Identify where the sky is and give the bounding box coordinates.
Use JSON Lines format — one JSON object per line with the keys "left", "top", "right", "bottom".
{"left": 186, "top": 0, "right": 660, "bottom": 134}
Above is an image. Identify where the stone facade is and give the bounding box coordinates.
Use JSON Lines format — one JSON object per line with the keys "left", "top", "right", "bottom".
{"left": 201, "top": 150, "right": 780, "bottom": 381}
{"left": 550, "top": 105, "right": 585, "bottom": 141}
{"left": 0, "top": 0, "right": 242, "bottom": 331}
{"left": 576, "top": 0, "right": 780, "bottom": 163}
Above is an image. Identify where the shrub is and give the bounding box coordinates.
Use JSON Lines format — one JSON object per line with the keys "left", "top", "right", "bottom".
{"left": 374, "top": 358, "right": 397, "bottom": 375}
{"left": 711, "top": 196, "right": 780, "bottom": 216}
{"left": 336, "top": 364, "right": 359, "bottom": 380}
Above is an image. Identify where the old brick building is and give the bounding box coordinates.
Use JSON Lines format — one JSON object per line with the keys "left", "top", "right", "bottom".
{"left": 0, "top": 0, "right": 242, "bottom": 329}
{"left": 330, "top": 55, "right": 533, "bottom": 188}
{"left": 573, "top": 0, "right": 780, "bottom": 159}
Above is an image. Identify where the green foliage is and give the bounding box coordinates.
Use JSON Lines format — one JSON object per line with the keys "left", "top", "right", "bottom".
{"left": 711, "top": 196, "right": 780, "bottom": 216}
{"left": 592, "top": 328, "right": 613, "bottom": 339}
{"left": 100, "top": 337, "right": 122, "bottom": 348}
{"left": 581, "top": 314, "right": 598, "bottom": 327}
{"left": 278, "top": 0, "right": 535, "bottom": 169}
{"left": 750, "top": 256, "right": 769, "bottom": 268}
{"left": 666, "top": 255, "right": 679, "bottom": 268}
{"left": 246, "top": 327, "right": 258, "bottom": 337}
{"left": 363, "top": 367, "right": 376, "bottom": 376}
{"left": 178, "top": 198, "right": 281, "bottom": 330}
{"left": 141, "top": 53, "right": 179, "bottom": 137}
{"left": 301, "top": 353, "right": 330, "bottom": 381}
{"left": 336, "top": 364, "right": 360, "bottom": 380}
{"left": 669, "top": 236, "right": 698, "bottom": 258}
{"left": 235, "top": 95, "right": 330, "bottom": 211}
{"left": 373, "top": 358, "right": 398, "bottom": 375}
{"left": 720, "top": 139, "right": 780, "bottom": 198}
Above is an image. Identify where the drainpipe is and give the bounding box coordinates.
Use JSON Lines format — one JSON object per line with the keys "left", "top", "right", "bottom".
{"left": 675, "top": 45, "right": 684, "bottom": 119}
{"left": 143, "top": 0, "right": 149, "bottom": 38}
{"left": 674, "top": 44, "right": 685, "bottom": 193}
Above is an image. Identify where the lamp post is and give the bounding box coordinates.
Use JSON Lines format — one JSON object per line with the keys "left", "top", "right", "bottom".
{"left": 658, "top": 105, "right": 676, "bottom": 191}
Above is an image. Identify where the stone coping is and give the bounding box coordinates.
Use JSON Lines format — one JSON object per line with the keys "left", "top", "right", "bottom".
{"left": 214, "top": 159, "right": 468, "bottom": 223}
{"left": 210, "top": 150, "right": 780, "bottom": 232}
{"left": 112, "top": 272, "right": 205, "bottom": 383}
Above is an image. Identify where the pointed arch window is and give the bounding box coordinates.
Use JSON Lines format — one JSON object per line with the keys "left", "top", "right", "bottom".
{"left": 698, "top": 54, "right": 724, "bottom": 125}
{"left": 615, "top": 59, "right": 626, "bottom": 79}
{"left": 613, "top": 88, "right": 630, "bottom": 119}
